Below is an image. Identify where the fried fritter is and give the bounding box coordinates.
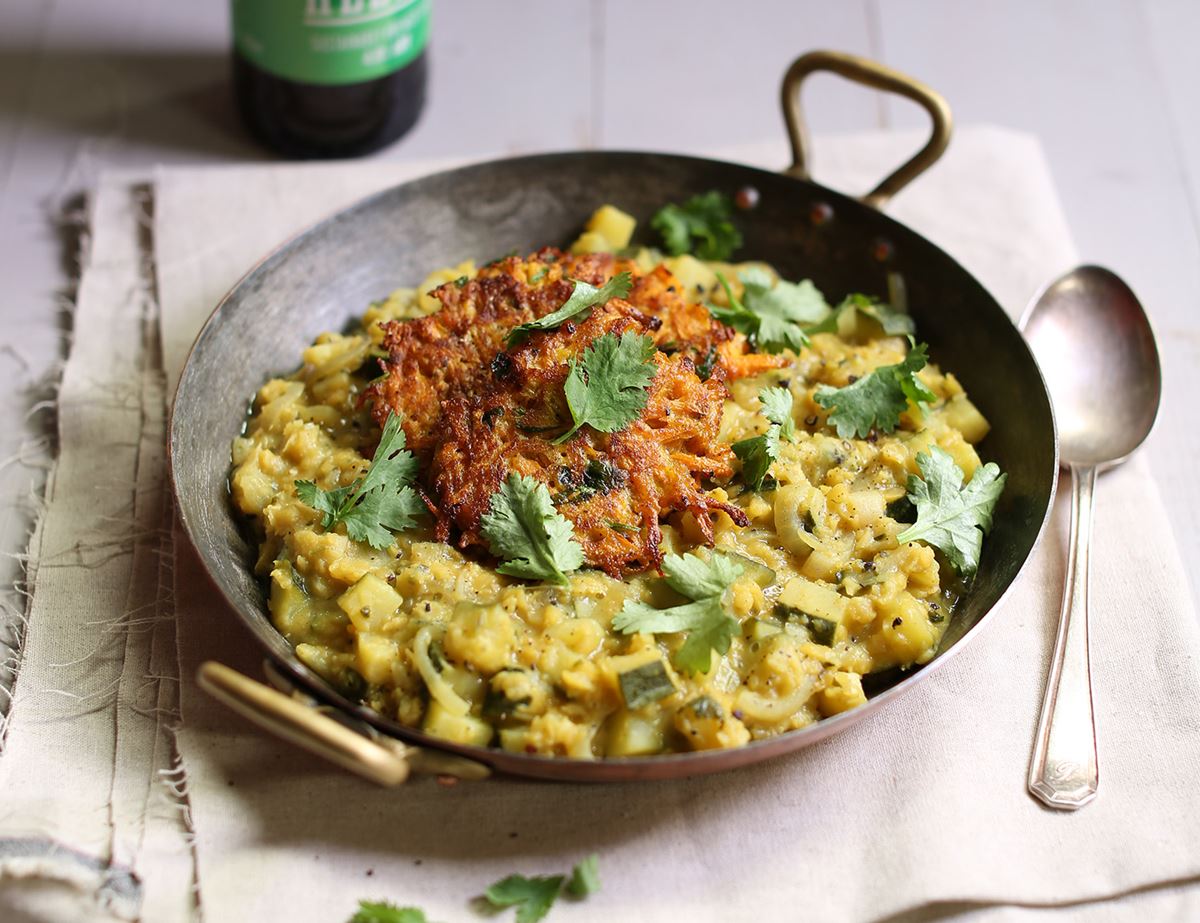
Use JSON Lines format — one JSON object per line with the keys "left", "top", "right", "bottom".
{"left": 366, "top": 248, "right": 768, "bottom": 573}
{"left": 430, "top": 303, "right": 747, "bottom": 574}
{"left": 366, "top": 249, "right": 779, "bottom": 453}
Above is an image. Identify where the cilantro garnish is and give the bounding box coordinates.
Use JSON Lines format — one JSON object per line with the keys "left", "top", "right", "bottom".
{"left": 759, "top": 385, "right": 796, "bottom": 441}
{"left": 731, "top": 386, "right": 794, "bottom": 490}
{"left": 710, "top": 268, "right": 828, "bottom": 354}
{"left": 295, "top": 413, "right": 424, "bottom": 550}
{"left": 506, "top": 272, "right": 633, "bottom": 346}
{"left": 813, "top": 340, "right": 936, "bottom": 438}
{"left": 480, "top": 473, "right": 584, "bottom": 586}
{"left": 485, "top": 854, "right": 598, "bottom": 923}
{"left": 805, "top": 292, "right": 915, "bottom": 337}
{"left": 554, "top": 331, "right": 657, "bottom": 444}
{"left": 896, "top": 447, "right": 1006, "bottom": 578}
{"left": 485, "top": 874, "right": 564, "bottom": 923}
{"left": 613, "top": 552, "right": 744, "bottom": 674}
{"left": 651, "top": 191, "right": 742, "bottom": 261}
{"left": 567, "top": 854, "right": 601, "bottom": 898}
{"left": 348, "top": 901, "right": 428, "bottom": 923}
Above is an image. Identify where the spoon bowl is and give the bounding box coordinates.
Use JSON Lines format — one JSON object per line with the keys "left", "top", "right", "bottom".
{"left": 1020, "top": 265, "right": 1162, "bottom": 810}
{"left": 1022, "top": 265, "right": 1162, "bottom": 467}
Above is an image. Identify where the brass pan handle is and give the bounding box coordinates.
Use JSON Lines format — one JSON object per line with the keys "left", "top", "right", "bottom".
{"left": 781, "top": 50, "right": 952, "bottom": 209}
{"left": 197, "top": 661, "right": 490, "bottom": 786}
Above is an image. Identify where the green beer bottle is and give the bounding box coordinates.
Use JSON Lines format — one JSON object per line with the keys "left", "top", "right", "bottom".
{"left": 232, "top": 0, "right": 430, "bottom": 159}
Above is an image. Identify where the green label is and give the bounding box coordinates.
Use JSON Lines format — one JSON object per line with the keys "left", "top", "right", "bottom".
{"left": 233, "top": 0, "right": 430, "bottom": 86}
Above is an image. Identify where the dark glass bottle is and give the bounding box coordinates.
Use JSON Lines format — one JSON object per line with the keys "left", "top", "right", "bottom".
{"left": 232, "top": 0, "right": 430, "bottom": 159}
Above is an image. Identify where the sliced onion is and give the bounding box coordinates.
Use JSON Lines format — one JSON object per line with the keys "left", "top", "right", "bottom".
{"left": 413, "top": 626, "right": 469, "bottom": 716}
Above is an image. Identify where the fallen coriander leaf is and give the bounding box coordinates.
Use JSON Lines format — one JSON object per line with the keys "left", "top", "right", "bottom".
{"left": 348, "top": 900, "right": 429, "bottom": 923}
{"left": 484, "top": 874, "right": 566, "bottom": 923}
{"left": 566, "top": 854, "right": 601, "bottom": 898}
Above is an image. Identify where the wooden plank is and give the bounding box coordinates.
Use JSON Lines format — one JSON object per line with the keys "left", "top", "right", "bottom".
{"left": 597, "top": 0, "right": 879, "bottom": 161}
{"left": 874, "top": 0, "right": 1200, "bottom": 601}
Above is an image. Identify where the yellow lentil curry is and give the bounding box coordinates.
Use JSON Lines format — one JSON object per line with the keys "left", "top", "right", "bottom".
{"left": 230, "top": 202, "right": 1000, "bottom": 759}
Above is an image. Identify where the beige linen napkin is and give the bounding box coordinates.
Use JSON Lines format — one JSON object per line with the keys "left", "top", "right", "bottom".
{"left": 152, "top": 128, "right": 1200, "bottom": 922}
{"left": 0, "top": 178, "right": 194, "bottom": 922}
{"left": 3, "top": 128, "right": 1198, "bottom": 923}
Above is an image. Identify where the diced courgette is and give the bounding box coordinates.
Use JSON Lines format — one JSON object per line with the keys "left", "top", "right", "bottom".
{"left": 774, "top": 603, "right": 838, "bottom": 646}
{"left": 724, "top": 552, "right": 777, "bottom": 589}
{"left": 618, "top": 660, "right": 676, "bottom": 709}
{"left": 778, "top": 576, "right": 847, "bottom": 625}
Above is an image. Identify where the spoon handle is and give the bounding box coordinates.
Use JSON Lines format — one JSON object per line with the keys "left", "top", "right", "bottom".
{"left": 1028, "top": 463, "right": 1100, "bottom": 809}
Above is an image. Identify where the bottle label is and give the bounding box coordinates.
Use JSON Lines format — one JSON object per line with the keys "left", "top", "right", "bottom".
{"left": 233, "top": 0, "right": 430, "bottom": 86}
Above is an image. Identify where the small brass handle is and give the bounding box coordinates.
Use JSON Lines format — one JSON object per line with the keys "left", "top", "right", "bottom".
{"left": 198, "top": 662, "right": 491, "bottom": 785}
{"left": 781, "top": 50, "right": 953, "bottom": 209}
{"left": 198, "top": 661, "right": 412, "bottom": 785}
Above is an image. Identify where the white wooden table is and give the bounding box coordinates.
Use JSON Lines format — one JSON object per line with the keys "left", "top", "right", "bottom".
{"left": 1, "top": 0, "right": 1196, "bottom": 655}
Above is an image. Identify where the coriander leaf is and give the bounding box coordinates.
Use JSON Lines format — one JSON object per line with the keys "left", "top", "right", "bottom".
{"left": 615, "top": 597, "right": 736, "bottom": 674}
{"left": 860, "top": 298, "right": 916, "bottom": 336}
{"left": 675, "top": 604, "right": 740, "bottom": 675}
{"left": 507, "top": 272, "right": 633, "bottom": 346}
{"left": 356, "top": 412, "right": 420, "bottom": 497}
{"left": 651, "top": 191, "right": 742, "bottom": 261}
{"left": 897, "top": 342, "right": 937, "bottom": 406}
{"left": 804, "top": 293, "right": 915, "bottom": 337}
{"left": 759, "top": 386, "right": 796, "bottom": 441}
{"left": 554, "top": 332, "right": 657, "bottom": 443}
{"left": 485, "top": 874, "right": 565, "bottom": 923}
{"left": 341, "top": 485, "right": 425, "bottom": 549}
{"left": 711, "top": 270, "right": 828, "bottom": 354}
{"left": 294, "top": 412, "right": 423, "bottom": 550}
{"left": 813, "top": 341, "right": 933, "bottom": 438}
{"left": 348, "top": 900, "right": 428, "bottom": 923}
{"left": 480, "top": 473, "right": 584, "bottom": 585}
{"left": 660, "top": 550, "right": 745, "bottom": 599}
{"left": 732, "top": 386, "right": 792, "bottom": 489}
{"left": 612, "top": 552, "right": 743, "bottom": 674}
{"left": 732, "top": 430, "right": 779, "bottom": 491}
{"left": 295, "top": 480, "right": 352, "bottom": 528}
{"left": 567, "top": 854, "right": 601, "bottom": 898}
{"left": 896, "top": 447, "right": 1007, "bottom": 578}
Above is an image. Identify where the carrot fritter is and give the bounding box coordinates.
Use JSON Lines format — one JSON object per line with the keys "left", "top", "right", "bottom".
{"left": 430, "top": 303, "right": 746, "bottom": 574}
{"left": 366, "top": 249, "right": 768, "bottom": 573}
{"left": 366, "top": 249, "right": 779, "bottom": 453}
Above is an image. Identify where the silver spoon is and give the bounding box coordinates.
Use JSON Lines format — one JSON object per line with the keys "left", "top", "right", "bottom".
{"left": 1019, "top": 265, "right": 1161, "bottom": 810}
